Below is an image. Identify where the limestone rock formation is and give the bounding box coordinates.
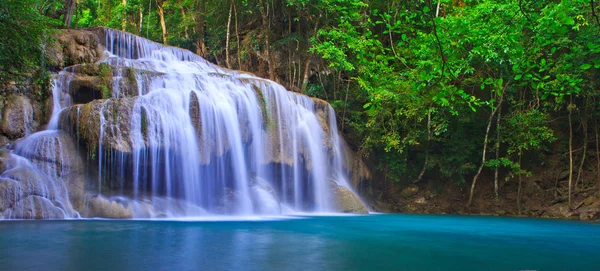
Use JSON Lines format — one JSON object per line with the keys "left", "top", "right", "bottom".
{"left": 61, "top": 97, "right": 137, "bottom": 154}
{"left": 52, "top": 29, "right": 106, "bottom": 69}
{"left": 14, "top": 131, "right": 86, "bottom": 212}
{"left": 250, "top": 178, "right": 281, "bottom": 214}
{"left": 9, "top": 195, "right": 66, "bottom": 219}
{"left": 0, "top": 155, "right": 75, "bottom": 219}
{"left": 330, "top": 181, "right": 368, "bottom": 214}
{"left": 0, "top": 27, "right": 373, "bottom": 219}
{"left": 0, "top": 94, "right": 38, "bottom": 139}
{"left": 85, "top": 196, "right": 133, "bottom": 218}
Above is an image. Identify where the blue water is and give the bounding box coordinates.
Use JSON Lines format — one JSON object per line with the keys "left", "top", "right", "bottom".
{"left": 0, "top": 214, "right": 598, "bottom": 270}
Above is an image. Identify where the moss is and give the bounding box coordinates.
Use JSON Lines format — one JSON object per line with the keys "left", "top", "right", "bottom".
{"left": 140, "top": 106, "right": 148, "bottom": 140}
{"left": 97, "top": 63, "right": 113, "bottom": 99}
{"left": 101, "top": 85, "right": 111, "bottom": 99}
{"left": 75, "top": 103, "right": 99, "bottom": 160}
{"left": 111, "top": 100, "right": 119, "bottom": 124}
{"left": 251, "top": 84, "right": 271, "bottom": 129}
{"left": 126, "top": 67, "right": 137, "bottom": 86}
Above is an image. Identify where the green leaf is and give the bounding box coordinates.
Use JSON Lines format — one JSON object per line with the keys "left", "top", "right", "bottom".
{"left": 514, "top": 74, "right": 522, "bottom": 81}
{"left": 580, "top": 64, "right": 592, "bottom": 70}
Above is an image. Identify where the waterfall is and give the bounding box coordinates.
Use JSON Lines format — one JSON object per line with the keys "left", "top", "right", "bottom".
{"left": 0, "top": 28, "right": 366, "bottom": 218}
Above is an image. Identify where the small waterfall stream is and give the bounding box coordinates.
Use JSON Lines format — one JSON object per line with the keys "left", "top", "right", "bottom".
{"left": 0, "top": 28, "right": 366, "bottom": 218}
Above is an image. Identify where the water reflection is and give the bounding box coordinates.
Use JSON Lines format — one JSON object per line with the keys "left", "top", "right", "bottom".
{"left": 0, "top": 215, "right": 599, "bottom": 271}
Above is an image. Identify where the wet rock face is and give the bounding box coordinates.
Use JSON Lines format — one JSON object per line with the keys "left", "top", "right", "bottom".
{"left": 61, "top": 97, "right": 137, "bottom": 154}
{"left": 67, "top": 64, "right": 140, "bottom": 104}
{"left": 0, "top": 95, "right": 38, "bottom": 140}
{"left": 330, "top": 181, "right": 368, "bottom": 214}
{"left": 250, "top": 178, "right": 281, "bottom": 215}
{"left": 14, "top": 131, "right": 86, "bottom": 212}
{"left": 84, "top": 196, "right": 133, "bottom": 218}
{"left": 8, "top": 195, "right": 66, "bottom": 219}
{"left": 341, "top": 143, "right": 371, "bottom": 190}
{"left": 0, "top": 154, "right": 75, "bottom": 219}
{"left": 50, "top": 29, "right": 105, "bottom": 69}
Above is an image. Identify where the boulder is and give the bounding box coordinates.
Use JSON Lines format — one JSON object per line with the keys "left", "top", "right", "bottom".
{"left": 5, "top": 195, "right": 65, "bottom": 219}
{"left": 84, "top": 196, "right": 133, "bottom": 218}
{"left": 14, "top": 131, "right": 86, "bottom": 212}
{"left": 250, "top": 178, "right": 281, "bottom": 215}
{"left": 400, "top": 185, "right": 420, "bottom": 198}
{"left": 0, "top": 149, "right": 21, "bottom": 173}
{"left": 54, "top": 29, "right": 105, "bottom": 68}
{"left": 0, "top": 94, "right": 37, "bottom": 139}
{"left": 330, "top": 181, "right": 368, "bottom": 214}
{"left": 0, "top": 163, "right": 77, "bottom": 218}
{"left": 414, "top": 196, "right": 427, "bottom": 204}
{"left": 1, "top": 166, "right": 59, "bottom": 201}
{"left": 0, "top": 136, "right": 9, "bottom": 147}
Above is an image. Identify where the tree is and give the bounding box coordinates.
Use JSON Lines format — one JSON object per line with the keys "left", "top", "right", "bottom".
{"left": 0, "top": 0, "right": 51, "bottom": 87}
{"left": 64, "top": 0, "right": 77, "bottom": 27}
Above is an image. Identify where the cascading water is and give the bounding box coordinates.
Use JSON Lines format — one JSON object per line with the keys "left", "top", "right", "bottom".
{"left": 0, "top": 27, "right": 366, "bottom": 219}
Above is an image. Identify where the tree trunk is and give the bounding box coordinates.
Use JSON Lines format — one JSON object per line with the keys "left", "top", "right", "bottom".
{"left": 259, "top": 0, "right": 275, "bottom": 80}
{"left": 301, "top": 14, "right": 320, "bottom": 93}
{"left": 288, "top": 6, "right": 293, "bottom": 88}
{"left": 156, "top": 0, "right": 168, "bottom": 45}
{"left": 414, "top": 108, "right": 432, "bottom": 183}
{"left": 233, "top": 0, "right": 241, "bottom": 69}
{"left": 517, "top": 154, "right": 523, "bottom": 215}
{"left": 568, "top": 95, "right": 574, "bottom": 208}
{"left": 494, "top": 99, "right": 503, "bottom": 198}
{"left": 468, "top": 90, "right": 504, "bottom": 207}
{"left": 138, "top": 5, "right": 143, "bottom": 35}
{"left": 225, "top": 1, "right": 233, "bottom": 69}
{"left": 64, "top": 0, "right": 77, "bottom": 28}
{"left": 181, "top": 7, "right": 189, "bottom": 39}
{"left": 596, "top": 120, "right": 600, "bottom": 194}
{"left": 576, "top": 119, "right": 588, "bottom": 190}
{"left": 194, "top": 0, "right": 207, "bottom": 56}
{"left": 122, "top": 0, "right": 127, "bottom": 31}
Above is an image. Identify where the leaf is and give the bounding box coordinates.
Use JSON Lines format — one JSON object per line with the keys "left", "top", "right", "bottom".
{"left": 580, "top": 64, "right": 592, "bottom": 70}
{"left": 514, "top": 74, "right": 522, "bottom": 81}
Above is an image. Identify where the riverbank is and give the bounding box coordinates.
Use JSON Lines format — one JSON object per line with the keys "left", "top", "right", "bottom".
{"left": 364, "top": 170, "right": 600, "bottom": 221}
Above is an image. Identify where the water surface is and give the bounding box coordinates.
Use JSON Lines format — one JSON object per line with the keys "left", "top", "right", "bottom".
{"left": 1, "top": 214, "right": 598, "bottom": 270}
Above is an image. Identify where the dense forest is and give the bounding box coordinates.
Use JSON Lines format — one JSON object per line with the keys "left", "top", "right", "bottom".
{"left": 2, "top": 0, "right": 600, "bottom": 217}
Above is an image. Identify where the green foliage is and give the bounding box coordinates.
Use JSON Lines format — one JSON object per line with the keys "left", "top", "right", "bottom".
{"left": 0, "top": 0, "right": 52, "bottom": 87}
{"left": 487, "top": 109, "right": 556, "bottom": 181}
{"left": 6, "top": 0, "right": 600, "bottom": 197}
